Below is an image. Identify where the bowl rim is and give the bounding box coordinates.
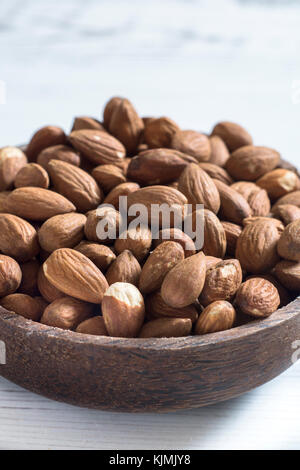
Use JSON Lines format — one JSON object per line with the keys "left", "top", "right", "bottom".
{"left": 1, "top": 296, "right": 299, "bottom": 352}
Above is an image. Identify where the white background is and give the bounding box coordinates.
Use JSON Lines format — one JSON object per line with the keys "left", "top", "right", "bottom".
{"left": 0, "top": 0, "right": 300, "bottom": 450}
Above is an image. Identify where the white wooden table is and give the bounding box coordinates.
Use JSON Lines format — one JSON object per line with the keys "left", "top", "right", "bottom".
{"left": 0, "top": 0, "right": 300, "bottom": 450}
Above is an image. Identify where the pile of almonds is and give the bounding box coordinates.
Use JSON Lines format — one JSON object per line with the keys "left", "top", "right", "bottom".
{"left": 0, "top": 96, "right": 299, "bottom": 339}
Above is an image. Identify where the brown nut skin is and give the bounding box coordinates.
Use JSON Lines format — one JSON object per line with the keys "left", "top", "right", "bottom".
{"left": 26, "top": 126, "right": 67, "bottom": 162}
{"left": 0, "top": 255, "right": 22, "bottom": 297}
{"left": 14, "top": 163, "right": 49, "bottom": 189}
{"left": 198, "top": 162, "right": 233, "bottom": 185}
{"left": 277, "top": 219, "right": 300, "bottom": 262}
{"left": 139, "top": 317, "right": 192, "bottom": 338}
{"left": 161, "top": 251, "right": 206, "bottom": 309}
{"left": 144, "top": 117, "right": 180, "bottom": 148}
{"left": 75, "top": 241, "right": 116, "bottom": 272}
{"left": 0, "top": 293, "right": 45, "bottom": 321}
{"left": 71, "top": 116, "right": 105, "bottom": 132}
{"left": 85, "top": 207, "right": 120, "bottom": 244}
{"left": 272, "top": 204, "right": 300, "bottom": 226}
{"left": 225, "top": 145, "right": 280, "bottom": 181}
{"left": 221, "top": 221, "right": 242, "bottom": 257}
{"left": 205, "top": 256, "right": 222, "bottom": 271}
{"left": 201, "top": 209, "right": 227, "bottom": 258}
{"left": 195, "top": 301, "right": 236, "bottom": 335}
{"left": 76, "top": 316, "right": 108, "bottom": 336}
{"left": 208, "top": 135, "right": 230, "bottom": 167}
{"left": 115, "top": 225, "right": 152, "bottom": 262}
{"left": 139, "top": 241, "right": 185, "bottom": 294}
{"left": 178, "top": 163, "right": 220, "bottom": 214}
{"left": 43, "top": 248, "right": 109, "bottom": 304}
{"left": 103, "top": 96, "right": 123, "bottom": 128}
{"left": 213, "top": 179, "right": 252, "bottom": 225}
{"left": 236, "top": 219, "right": 281, "bottom": 274}
{"left": 273, "top": 260, "right": 300, "bottom": 291}
{"left": 18, "top": 259, "right": 40, "bottom": 296}
{"left": 37, "top": 144, "right": 81, "bottom": 170}
{"left": 235, "top": 278, "right": 280, "bottom": 318}
{"left": 41, "top": 297, "right": 94, "bottom": 330}
{"left": 145, "top": 291, "right": 199, "bottom": 323}
{"left": 105, "top": 250, "right": 141, "bottom": 286}
{"left": 91, "top": 164, "right": 126, "bottom": 193}
{"left": 0, "top": 146, "right": 28, "bottom": 190}
{"left": 272, "top": 190, "right": 300, "bottom": 210}
{"left": 102, "top": 282, "right": 145, "bottom": 338}
{"left": 0, "top": 214, "right": 40, "bottom": 262}
{"left": 48, "top": 160, "right": 103, "bottom": 213}
{"left": 171, "top": 130, "right": 211, "bottom": 162}
{"left": 38, "top": 212, "right": 87, "bottom": 253}
{"left": 199, "top": 259, "right": 242, "bottom": 307}
{"left": 104, "top": 182, "right": 140, "bottom": 209}
{"left": 231, "top": 181, "right": 271, "bottom": 217}
{"left": 211, "top": 121, "right": 253, "bottom": 152}
{"left": 107, "top": 98, "right": 144, "bottom": 154}
{"left": 37, "top": 267, "right": 65, "bottom": 303}
{"left": 153, "top": 228, "right": 196, "bottom": 258}
{"left": 256, "top": 168, "right": 300, "bottom": 200}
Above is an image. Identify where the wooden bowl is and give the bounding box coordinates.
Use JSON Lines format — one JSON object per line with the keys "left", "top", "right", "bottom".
{"left": 0, "top": 298, "right": 299, "bottom": 412}
{"left": 0, "top": 156, "right": 299, "bottom": 412}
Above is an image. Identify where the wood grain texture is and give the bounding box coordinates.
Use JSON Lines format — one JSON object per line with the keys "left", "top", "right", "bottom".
{"left": 0, "top": 296, "right": 299, "bottom": 412}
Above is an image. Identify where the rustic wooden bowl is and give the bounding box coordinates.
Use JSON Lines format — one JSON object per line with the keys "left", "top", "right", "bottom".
{"left": 0, "top": 299, "right": 299, "bottom": 412}
{"left": 0, "top": 156, "right": 299, "bottom": 412}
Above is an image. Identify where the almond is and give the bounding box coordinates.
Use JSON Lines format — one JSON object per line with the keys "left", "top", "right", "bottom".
{"left": 144, "top": 117, "right": 179, "bottom": 148}
{"left": 201, "top": 209, "right": 227, "bottom": 258}
{"left": 71, "top": 116, "right": 105, "bottom": 132}
{"left": 126, "top": 185, "right": 187, "bottom": 226}
{"left": 0, "top": 255, "right": 22, "bottom": 297}
{"left": 103, "top": 97, "right": 123, "bottom": 128}
{"left": 221, "top": 221, "right": 242, "bottom": 256}
{"left": 0, "top": 214, "right": 39, "bottom": 262}
{"left": 84, "top": 207, "right": 120, "bottom": 243}
{"left": 104, "top": 182, "right": 140, "bottom": 209}
{"left": 178, "top": 163, "right": 220, "bottom": 213}
{"left": 231, "top": 181, "right": 271, "bottom": 217}
{"left": 107, "top": 98, "right": 144, "bottom": 154}
{"left": 277, "top": 219, "right": 300, "bottom": 261}
{"left": 171, "top": 130, "right": 211, "bottom": 162}
{"left": 76, "top": 316, "right": 108, "bottom": 336}
{"left": 256, "top": 168, "right": 300, "bottom": 200}
{"left": 211, "top": 121, "right": 253, "bottom": 151}
{"left": 139, "top": 241, "right": 184, "bottom": 294}
{"left": 235, "top": 278, "right": 280, "bottom": 318}
{"left": 37, "top": 144, "right": 81, "bottom": 170}
{"left": 37, "top": 267, "right": 65, "bottom": 303}
{"left": 92, "top": 164, "right": 126, "bottom": 193}
{"left": 102, "top": 282, "right": 145, "bottom": 337}
{"left": 195, "top": 300, "right": 236, "bottom": 335}
{"left": 213, "top": 179, "right": 252, "bottom": 224}
{"left": 145, "top": 291, "right": 199, "bottom": 323}
{"left": 43, "top": 248, "right": 109, "bottom": 303}
{"left": 0, "top": 191, "right": 10, "bottom": 213}
{"left": 161, "top": 251, "right": 206, "bottom": 308}
{"left": 242, "top": 216, "right": 284, "bottom": 231}
{"left": 4, "top": 187, "right": 76, "bottom": 221}
{"left": 127, "top": 149, "right": 195, "bottom": 185}
{"left": 0, "top": 146, "right": 27, "bottom": 190}
{"left": 273, "top": 260, "right": 300, "bottom": 291}
{"left": 198, "top": 162, "right": 233, "bottom": 185}
{"left": 272, "top": 204, "right": 300, "bottom": 226}
{"left": 115, "top": 225, "right": 152, "bottom": 262}
{"left": 105, "top": 250, "right": 141, "bottom": 286}
{"left": 236, "top": 219, "right": 281, "bottom": 273}
{"left": 14, "top": 163, "right": 49, "bottom": 189}
{"left": 208, "top": 135, "right": 230, "bottom": 167}
{"left": 74, "top": 241, "right": 116, "bottom": 271}
{"left": 69, "top": 129, "right": 126, "bottom": 166}
{"left": 153, "top": 228, "right": 196, "bottom": 257}
{"left": 48, "top": 160, "right": 103, "bottom": 212}
{"left": 199, "top": 259, "right": 242, "bottom": 307}
{"left": 139, "top": 317, "right": 192, "bottom": 338}
{"left": 205, "top": 256, "right": 222, "bottom": 271}
{"left": 18, "top": 259, "right": 40, "bottom": 296}
{"left": 0, "top": 293, "right": 44, "bottom": 321}
{"left": 246, "top": 273, "right": 291, "bottom": 308}
{"left": 38, "top": 212, "right": 86, "bottom": 252}
{"left": 41, "top": 296, "right": 94, "bottom": 330}
{"left": 226, "top": 146, "right": 280, "bottom": 181}
{"left": 272, "top": 190, "right": 300, "bottom": 210}
{"left": 26, "top": 126, "right": 66, "bottom": 162}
